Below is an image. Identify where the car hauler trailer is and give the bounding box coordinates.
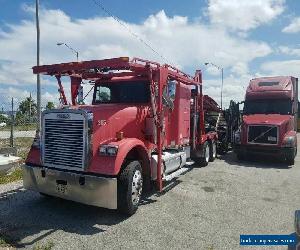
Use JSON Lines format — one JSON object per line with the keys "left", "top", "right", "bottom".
{"left": 23, "top": 57, "right": 224, "bottom": 215}
{"left": 233, "top": 76, "right": 298, "bottom": 165}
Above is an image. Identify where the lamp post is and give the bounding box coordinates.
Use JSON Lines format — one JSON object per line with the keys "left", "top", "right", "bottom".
{"left": 36, "top": 0, "right": 41, "bottom": 132}
{"left": 204, "top": 62, "right": 224, "bottom": 110}
{"left": 57, "top": 42, "right": 79, "bottom": 61}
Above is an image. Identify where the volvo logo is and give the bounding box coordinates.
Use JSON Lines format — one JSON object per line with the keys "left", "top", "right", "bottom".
{"left": 57, "top": 113, "right": 70, "bottom": 119}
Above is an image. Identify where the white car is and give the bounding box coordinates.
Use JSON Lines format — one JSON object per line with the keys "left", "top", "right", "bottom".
{"left": 0, "top": 122, "right": 6, "bottom": 127}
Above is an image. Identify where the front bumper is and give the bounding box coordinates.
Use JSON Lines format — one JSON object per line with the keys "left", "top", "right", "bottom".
{"left": 22, "top": 165, "right": 117, "bottom": 209}
{"left": 233, "top": 144, "right": 295, "bottom": 158}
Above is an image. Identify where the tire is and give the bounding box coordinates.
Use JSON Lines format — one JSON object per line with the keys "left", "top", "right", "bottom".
{"left": 195, "top": 141, "right": 210, "bottom": 167}
{"left": 117, "top": 161, "right": 143, "bottom": 215}
{"left": 219, "top": 142, "right": 229, "bottom": 155}
{"left": 286, "top": 147, "right": 296, "bottom": 165}
{"left": 209, "top": 140, "right": 217, "bottom": 162}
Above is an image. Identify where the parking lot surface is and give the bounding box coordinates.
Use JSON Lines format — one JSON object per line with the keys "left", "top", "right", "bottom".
{"left": 0, "top": 134, "right": 299, "bottom": 250}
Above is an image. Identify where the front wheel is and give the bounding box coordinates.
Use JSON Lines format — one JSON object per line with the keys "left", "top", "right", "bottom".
{"left": 118, "top": 161, "right": 143, "bottom": 215}
{"left": 285, "top": 147, "right": 296, "bottom": 165}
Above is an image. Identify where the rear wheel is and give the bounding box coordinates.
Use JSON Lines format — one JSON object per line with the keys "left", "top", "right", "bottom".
{"left": 209, "top": 141, "right": 217, "bottom": 162}
{"left": 118, "top": 161, "right": 143, "bottom": 215}
{"left": 194, "top": 141, "right": 210, "bottom": 167}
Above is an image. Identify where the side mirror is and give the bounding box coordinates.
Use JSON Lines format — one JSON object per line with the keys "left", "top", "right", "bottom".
{"left": 77, "top": 85, "right": 84, "bottom": 104}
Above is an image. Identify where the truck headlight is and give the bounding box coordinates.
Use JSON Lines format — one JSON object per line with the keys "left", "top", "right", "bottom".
{"left": 87, "top": 112, "right": 93, "bottom": 132}
{"left": 282, "top": 136, "right": 295, "bottom": 147}
{"left": 234, "top": 131, "right": 241, "bottom": 144}
{"left": 99, "top": 145, "right": 118, "bottom": 156}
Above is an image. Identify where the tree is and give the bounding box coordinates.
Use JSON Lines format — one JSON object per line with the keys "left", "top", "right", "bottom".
{"left": 46, "top": 101, "right": 55, "bottom": 110}
{"left": 0, "top": 114, "right": 8, "bottom": 123}
{"left": 18, "top": 96, "right": 37, "bottom": 116}
{"left": 16, "top": 96, "right": 37, "bottom": 125}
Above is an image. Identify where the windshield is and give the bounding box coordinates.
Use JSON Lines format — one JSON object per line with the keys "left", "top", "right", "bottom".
{"left": 93, "top": 81, "right": 150, "bottom": 104}
{"left": 243, "top": 99, "right": 292, "bottom": 115}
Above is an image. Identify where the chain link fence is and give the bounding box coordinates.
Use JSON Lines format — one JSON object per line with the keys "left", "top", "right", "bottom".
{"left": 0, "top": 96, "right": 37, "bottom": 160}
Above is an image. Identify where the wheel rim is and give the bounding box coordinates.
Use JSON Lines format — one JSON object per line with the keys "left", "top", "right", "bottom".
{"left": 213, "top": 143, "right": 217, "bottom": 158}
{"left": 205, "top": 146, "right": 210, "bottom": 162}
{"left": 131, "top": 169, "right": 143, "bottom": 205}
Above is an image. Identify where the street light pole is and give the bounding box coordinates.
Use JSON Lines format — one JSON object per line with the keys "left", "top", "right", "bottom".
{"left": 221, "top": 67, "right": 223, "bottom": 110}
{"left": 204, "top": 62, "right": 224, "bottom": 110}
{"left": 57, "top": 42, "right": 79, "bottom": 61}
{"left": 36, "top": 0, "right": 41, "bottom": 132}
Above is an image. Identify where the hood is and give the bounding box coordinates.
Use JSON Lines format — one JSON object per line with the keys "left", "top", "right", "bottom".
{"left": 79, "top": 104, "right": 150, "bottom": 143}
{"left": 243, "top": 114, "right": 291, "bottom": 126}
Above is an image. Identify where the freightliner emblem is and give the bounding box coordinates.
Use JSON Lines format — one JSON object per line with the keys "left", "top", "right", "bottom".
{"left": 57, "top": 113, "right": 70, "bottom": 119}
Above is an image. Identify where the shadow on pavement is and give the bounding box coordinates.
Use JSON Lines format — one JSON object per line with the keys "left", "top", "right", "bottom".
{"left": 0, "top": 187, "right": 127, "bottom": 247}
{"left": 219, "top": 150, "right": 291, "bottom": 169}
{"left": 0, "top": 176, "right": 186, "bottom": 247}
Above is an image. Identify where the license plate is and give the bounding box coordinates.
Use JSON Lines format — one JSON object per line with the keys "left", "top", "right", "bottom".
{"left": 56, "top": 183, "right": 67, "bottom": 194}
{"left": 268, "top": 136, "right": 276, "bottom": 142}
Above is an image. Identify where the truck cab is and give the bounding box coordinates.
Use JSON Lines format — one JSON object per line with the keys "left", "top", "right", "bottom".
{"left": 22, "top": 57, "right": 221, "bottom": 215}
{"left": 234, "top": 76, "right": 298, "bottom": 165}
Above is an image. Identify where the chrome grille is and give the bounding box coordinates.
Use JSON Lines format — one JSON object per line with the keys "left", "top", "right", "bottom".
{"left": 43, "top": 112, "right": 86, "bottom": 170}
{"left": 247, "top": 125, "right": 278, "bottom": 145}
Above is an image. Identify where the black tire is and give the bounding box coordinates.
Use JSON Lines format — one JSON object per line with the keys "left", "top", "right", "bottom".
{"left": 117, "top": 161, "right": 143, "bottom": 215}
{"left": 218, "top": 142, "right": 229, "bottom": 155}
{"left": 209, "top": 140, "right": 217, "bottom": 162}
{"left": 195, "top": 141, "right": 209, "bottom": 167}
{"left": 286, "top": 148, "right": 296, "bottom": 165}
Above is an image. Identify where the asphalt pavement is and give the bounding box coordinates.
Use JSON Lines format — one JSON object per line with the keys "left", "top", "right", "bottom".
{"left": 0, "top": 134, "right": 299, "bottom": 249}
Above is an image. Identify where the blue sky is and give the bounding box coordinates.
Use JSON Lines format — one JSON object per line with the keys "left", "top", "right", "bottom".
{"left": 0, "top": 0, "right": 300, "bottom": 107}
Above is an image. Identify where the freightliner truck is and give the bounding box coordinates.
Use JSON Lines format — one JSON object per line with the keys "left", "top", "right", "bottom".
{"left": 23, "top": 57, "right": 226, "bottom": 215}
{"left": 234, "top": 76, "right": 298, "bottom": 165}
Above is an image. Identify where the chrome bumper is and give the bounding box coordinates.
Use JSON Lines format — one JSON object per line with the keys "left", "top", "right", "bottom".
{"left": 22, "top": 165, "right": 117, "bottom": 209}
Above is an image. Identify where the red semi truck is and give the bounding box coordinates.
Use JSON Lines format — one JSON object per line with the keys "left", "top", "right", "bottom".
{"left": 234, "top": 76, "right": 298, "bottom": 165}
{"left": 23, "top": 57, "right": 224, "bottom": 214}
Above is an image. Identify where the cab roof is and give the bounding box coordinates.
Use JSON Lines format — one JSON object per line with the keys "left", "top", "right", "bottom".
{"left": 246, "top": 76, "right": 296, "bottom": 100}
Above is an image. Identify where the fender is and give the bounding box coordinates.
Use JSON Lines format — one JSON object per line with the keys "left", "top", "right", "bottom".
{"left": 89, "top": 138, "right": 150, "bottom": 176}
{"left": 112, "top": 138, "right": 150, "bottom": 175}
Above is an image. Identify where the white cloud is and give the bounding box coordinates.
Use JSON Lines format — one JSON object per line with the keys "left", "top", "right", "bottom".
{"left": 0, "top": 6, "right": 273, "bottom": 108}
{"left": 282, "top": 17, "right": 300, "bottom": 33}
{"left": 261, "top": 59, "right": 300, "bottom": 77}
{"left": 278, "top": 46, "right": 300, "bottom": 56}
{"left": 208, "top": 0, "right": 285, "bottom": 31}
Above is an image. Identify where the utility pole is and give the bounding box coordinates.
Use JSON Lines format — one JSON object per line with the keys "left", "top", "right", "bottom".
{"left": 29, "top": 92, "right": 32, "bottom": 123}
{"left": 221, "top": 68, "right": 224, "bottom": 110}
{"left": 36, "top": 0, "right": 41, "bottom": 132}
{"left": 10, "top": 98, "right": 14, "bottom": 147}
{"left": 204, "top": 62, "right": 224, "bottom": 110}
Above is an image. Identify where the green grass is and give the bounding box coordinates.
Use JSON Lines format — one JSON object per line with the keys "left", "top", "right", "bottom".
{"left": 33, "top": 241, "right": 54, "bottom": 250}
{"left": 0, "top": 137, "right": 33, "bottom": 184}
{"left": 0, "top": 168, "right": 23, "bottom": 185}
{"left": 0, "top": 137, "right": 33, "bottom": 160}
{"left": 0, "top": 124, "right": 37, "bottom": 131}
{"left": 0, "top": 235, "right": 14, "bottom": 248}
